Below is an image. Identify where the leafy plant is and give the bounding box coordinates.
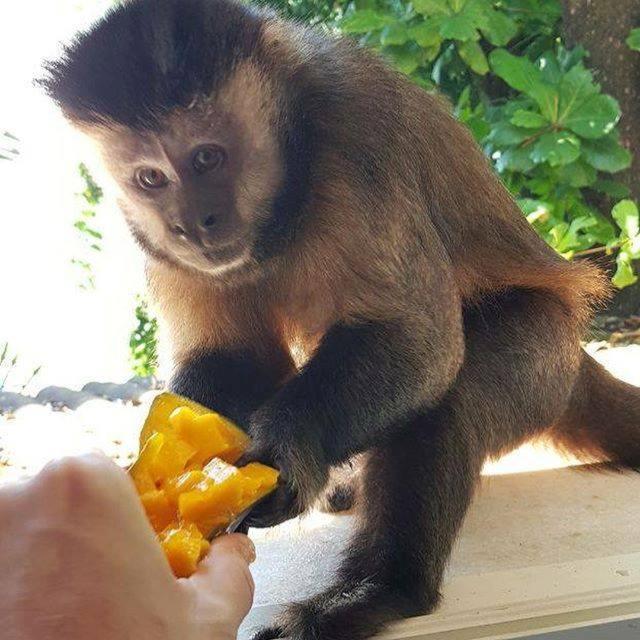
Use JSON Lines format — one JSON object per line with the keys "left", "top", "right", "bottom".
{"left": 0, "top": 342, "right": 42, "bottom": 393}
{"left": 610, "top": 200, "right": 640, "bottom": 289}
{"left": 485, "top": 47, "right": 631, "bottom": 264}
{"left": 129, "top": 296, "right": 159, "bottom": 378}
{"left": 338, "top": 0, "right": 559, "bottom": 94}
{"left": 72, "top": 163, "right": 104, "bottom": 290}
{"left": 0, "top": 131, "right": 19, "bottom": 161}
{"left": 627, "top": 28, "right": 640, "bottom": 52}
{"left": 268, "top": 0, "right": 637, "bottom": 286}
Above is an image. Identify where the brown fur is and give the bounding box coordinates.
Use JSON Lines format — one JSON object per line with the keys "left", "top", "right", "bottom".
{"left": 146, "top": 21, "right": 607, "bottom": 372}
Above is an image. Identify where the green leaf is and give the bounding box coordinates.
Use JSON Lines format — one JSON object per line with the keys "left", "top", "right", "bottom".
{"left": 556, "top": 160, "right": 597, "bottom": 188}
{"left": 408, "top": 19, "right": 443, "bottom": 46}
{"left": 386, "top": 45, "right": 420, "bottom": 74}
{"left": 627, "top": 28, "right": 640, "bottom": 52}
{"left": 519, "top": 198, "right": 551, "bottom": 223}
{"left": 340, "top": 10, "right": 395, "bottom": 33}
{"left": 593, "top": 180, "right": 630, "bottom": 199}
{"left": 510, "top": 109, "right": 548, "bottom": 128}
{"left": 557, "top": 64, "right": 598, "bottom": 125}
{"left": 418, "top": 43, "right": 443, "bottom": 63}
{"left": 482, "top": 10, "right": 518, "bottom": 46}
{"left": 466, "top": 114, "right": 491, "bottom": 141}
{"left": 381, "top": 23, "right": 409, "bottom": 45}
{"left": 612, "top": 199, "right": 639, "bottom": 238}
{"left": 489, "top": 48, "right": 543, "bottom": 93}
{"left": 412, "top": 0, "right": 450, "bottom": 15}
{"left": 563, "top": 94, "right": 620, "bottom": 139}
{"left": 489, "top": 49, "right": 558, "bottom": 118}
{"left": 496, "top": 147, "right": 534, "bottom": 172}
{"left": 458, "top": 39, "right": 489, "bottom": 74}
{"left": 581, "top": 135, "right": 632, "bottom": 173}
{"left": 548, "top": 222, "right": 569, "bottom": 250}
{"left": 628, "top": 236, "right": 640, "bottom": 260}
{"left": 531, "top": 131, "right": 581, "bottom": 166}
{"left": 612, "top": 252, "right": 638, "bottom": 289}
{"left": 487, "top": 121, "right": 530, "bottom": 145}
{"left": 538, "top": 51, "right": 562, "bottom": 85}
{"left": 439, "top": 13, "right": 478, "bottom": 40}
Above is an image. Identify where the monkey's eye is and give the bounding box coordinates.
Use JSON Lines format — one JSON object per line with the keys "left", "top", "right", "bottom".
{"left": 135, "top": 167, "right": 169, "bottom": 190}
{"left": 192, "top": 145, "right": 225, "bottom": 174}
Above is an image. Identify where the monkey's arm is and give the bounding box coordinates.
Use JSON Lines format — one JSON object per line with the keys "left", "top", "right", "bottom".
{"left": 171, "top": 348, "right": 293, "bottom": 425}
{"left": 148, "top": 261, "right": 295, "bottom": 425}
{"left": 244, "top": 294, "right": 464, "bottom": 525}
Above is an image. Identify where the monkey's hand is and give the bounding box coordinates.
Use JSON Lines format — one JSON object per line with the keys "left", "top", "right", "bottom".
{"left": 237, "top": 407, "right": 329, "bottom": 528}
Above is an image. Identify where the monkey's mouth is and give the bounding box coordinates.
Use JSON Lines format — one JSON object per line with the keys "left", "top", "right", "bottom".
{"left": 182, "top": 236, "right": 252, "bottom": 276}
{"left": 202, "top": 238, "right": 248, "bottom": 264}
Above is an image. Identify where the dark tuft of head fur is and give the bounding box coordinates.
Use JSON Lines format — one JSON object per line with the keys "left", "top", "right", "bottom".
{"left": 39, "top": 0, "right": 263, "bottom": 129}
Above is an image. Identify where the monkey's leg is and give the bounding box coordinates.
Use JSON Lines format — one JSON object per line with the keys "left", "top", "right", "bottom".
{"left": 252, "top": 290, "right": 582, "bottom": 640}
{"left": 171, "top": 347, "right": 295, "bottom": 426}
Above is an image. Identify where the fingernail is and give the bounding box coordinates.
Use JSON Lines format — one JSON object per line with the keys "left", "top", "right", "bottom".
{"left": 236, "top": 536, "right": 256, "bottom": 564}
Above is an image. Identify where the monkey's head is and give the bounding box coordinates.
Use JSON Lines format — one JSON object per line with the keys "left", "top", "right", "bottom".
{"left": 41, "top": 0, "right": 313, "bottom": 280}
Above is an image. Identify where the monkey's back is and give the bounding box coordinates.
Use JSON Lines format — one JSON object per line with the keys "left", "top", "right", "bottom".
{"left": 259, "top": 19, "right": 608, "bottom": 321}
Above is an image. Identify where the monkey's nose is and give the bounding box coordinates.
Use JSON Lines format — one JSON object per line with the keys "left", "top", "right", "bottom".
{"left": 197, "top": 213, "right": 217, "bottom": 231}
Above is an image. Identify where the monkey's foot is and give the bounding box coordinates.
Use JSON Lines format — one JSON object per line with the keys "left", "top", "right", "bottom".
{"left": 250, "top": 580, "right": 434, "bottom": 640}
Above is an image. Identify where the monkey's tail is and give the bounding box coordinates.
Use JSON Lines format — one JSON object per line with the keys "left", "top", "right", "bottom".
{"left": 549, "top": 352, "right": 640, "bottom": 471}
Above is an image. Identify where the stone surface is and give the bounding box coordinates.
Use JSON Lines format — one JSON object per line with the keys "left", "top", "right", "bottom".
{"left": 36, "top": 386, "right": 97, "bottom": 410}
{"left": 0, "top": 391, "right": 37, "bottom": 414}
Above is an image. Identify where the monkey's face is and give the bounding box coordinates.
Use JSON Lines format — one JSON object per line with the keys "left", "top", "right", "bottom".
{"left": 89, "top": 73, "right": 283, "bottom": 278}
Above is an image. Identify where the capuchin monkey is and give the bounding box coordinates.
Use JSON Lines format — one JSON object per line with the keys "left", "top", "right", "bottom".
{"left": 42, "top": 0, "right": 640, "bottom": 637}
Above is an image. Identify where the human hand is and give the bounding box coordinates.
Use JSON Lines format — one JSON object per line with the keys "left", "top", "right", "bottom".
{"left": 0, "top": 453, "right": 254, "bottom": 640}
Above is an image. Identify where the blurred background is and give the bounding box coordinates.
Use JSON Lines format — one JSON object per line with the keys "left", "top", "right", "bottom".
{"left": 0, "top": 0, "right": 639, "bottom": 476}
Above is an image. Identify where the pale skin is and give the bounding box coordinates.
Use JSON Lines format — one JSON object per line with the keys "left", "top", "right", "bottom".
{"left": 0, "top": 453, "right": 255, "bottom": 640}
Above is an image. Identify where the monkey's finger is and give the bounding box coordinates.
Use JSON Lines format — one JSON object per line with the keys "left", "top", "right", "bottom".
{"left": 242, "top": 485, "right": 300, "bottom": 528}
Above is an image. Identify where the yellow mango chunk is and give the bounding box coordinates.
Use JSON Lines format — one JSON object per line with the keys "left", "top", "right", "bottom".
{"left": 164, "top": 470, "right": 209, "bottom": 507}
{"left": 179, "top": 461, "right": 245, "bottom": 535}
{"left": 159, "top": 524, "right": 207, "bottom": 578}
{"left": 130, "top": 392, "right": 279, "bottom": 577}
{"left": 140, "top": 393, "right": 250, "bottom": 463}
{"left": 239, "top": 463, "right": 281, "bottom": 498}
{"left": 169, "top": 407, "right": 247, "bottom": 465}
{"left": 140, "top": 490, "right": 176, "bottom": 533}
{"left": 129, "top": 431, "right": 164, "bottom": 490}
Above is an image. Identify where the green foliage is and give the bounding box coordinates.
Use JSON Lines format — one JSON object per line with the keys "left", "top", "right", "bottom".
{"left": 259, "top": 0, "right": 637, "bottom": 286}
{"left": 611, "top": 200, "right": 640, "bottom": 289}
{"left": 0, "top": 131, "right": 19, "bottom": 161}
{"left": 484, "top": 47, "right": 631, "bottom": 261}
{"left": 72, "top": 163, "right": 104, "bottom": 290}
{"left": 129, "top": 296, "right": 159, "bottom": 378}
{"left": 338, "top": 0, "right": 559, "bottom": 94}
{"left": 0, "top": 342, "right": 42, "bottom": 393}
